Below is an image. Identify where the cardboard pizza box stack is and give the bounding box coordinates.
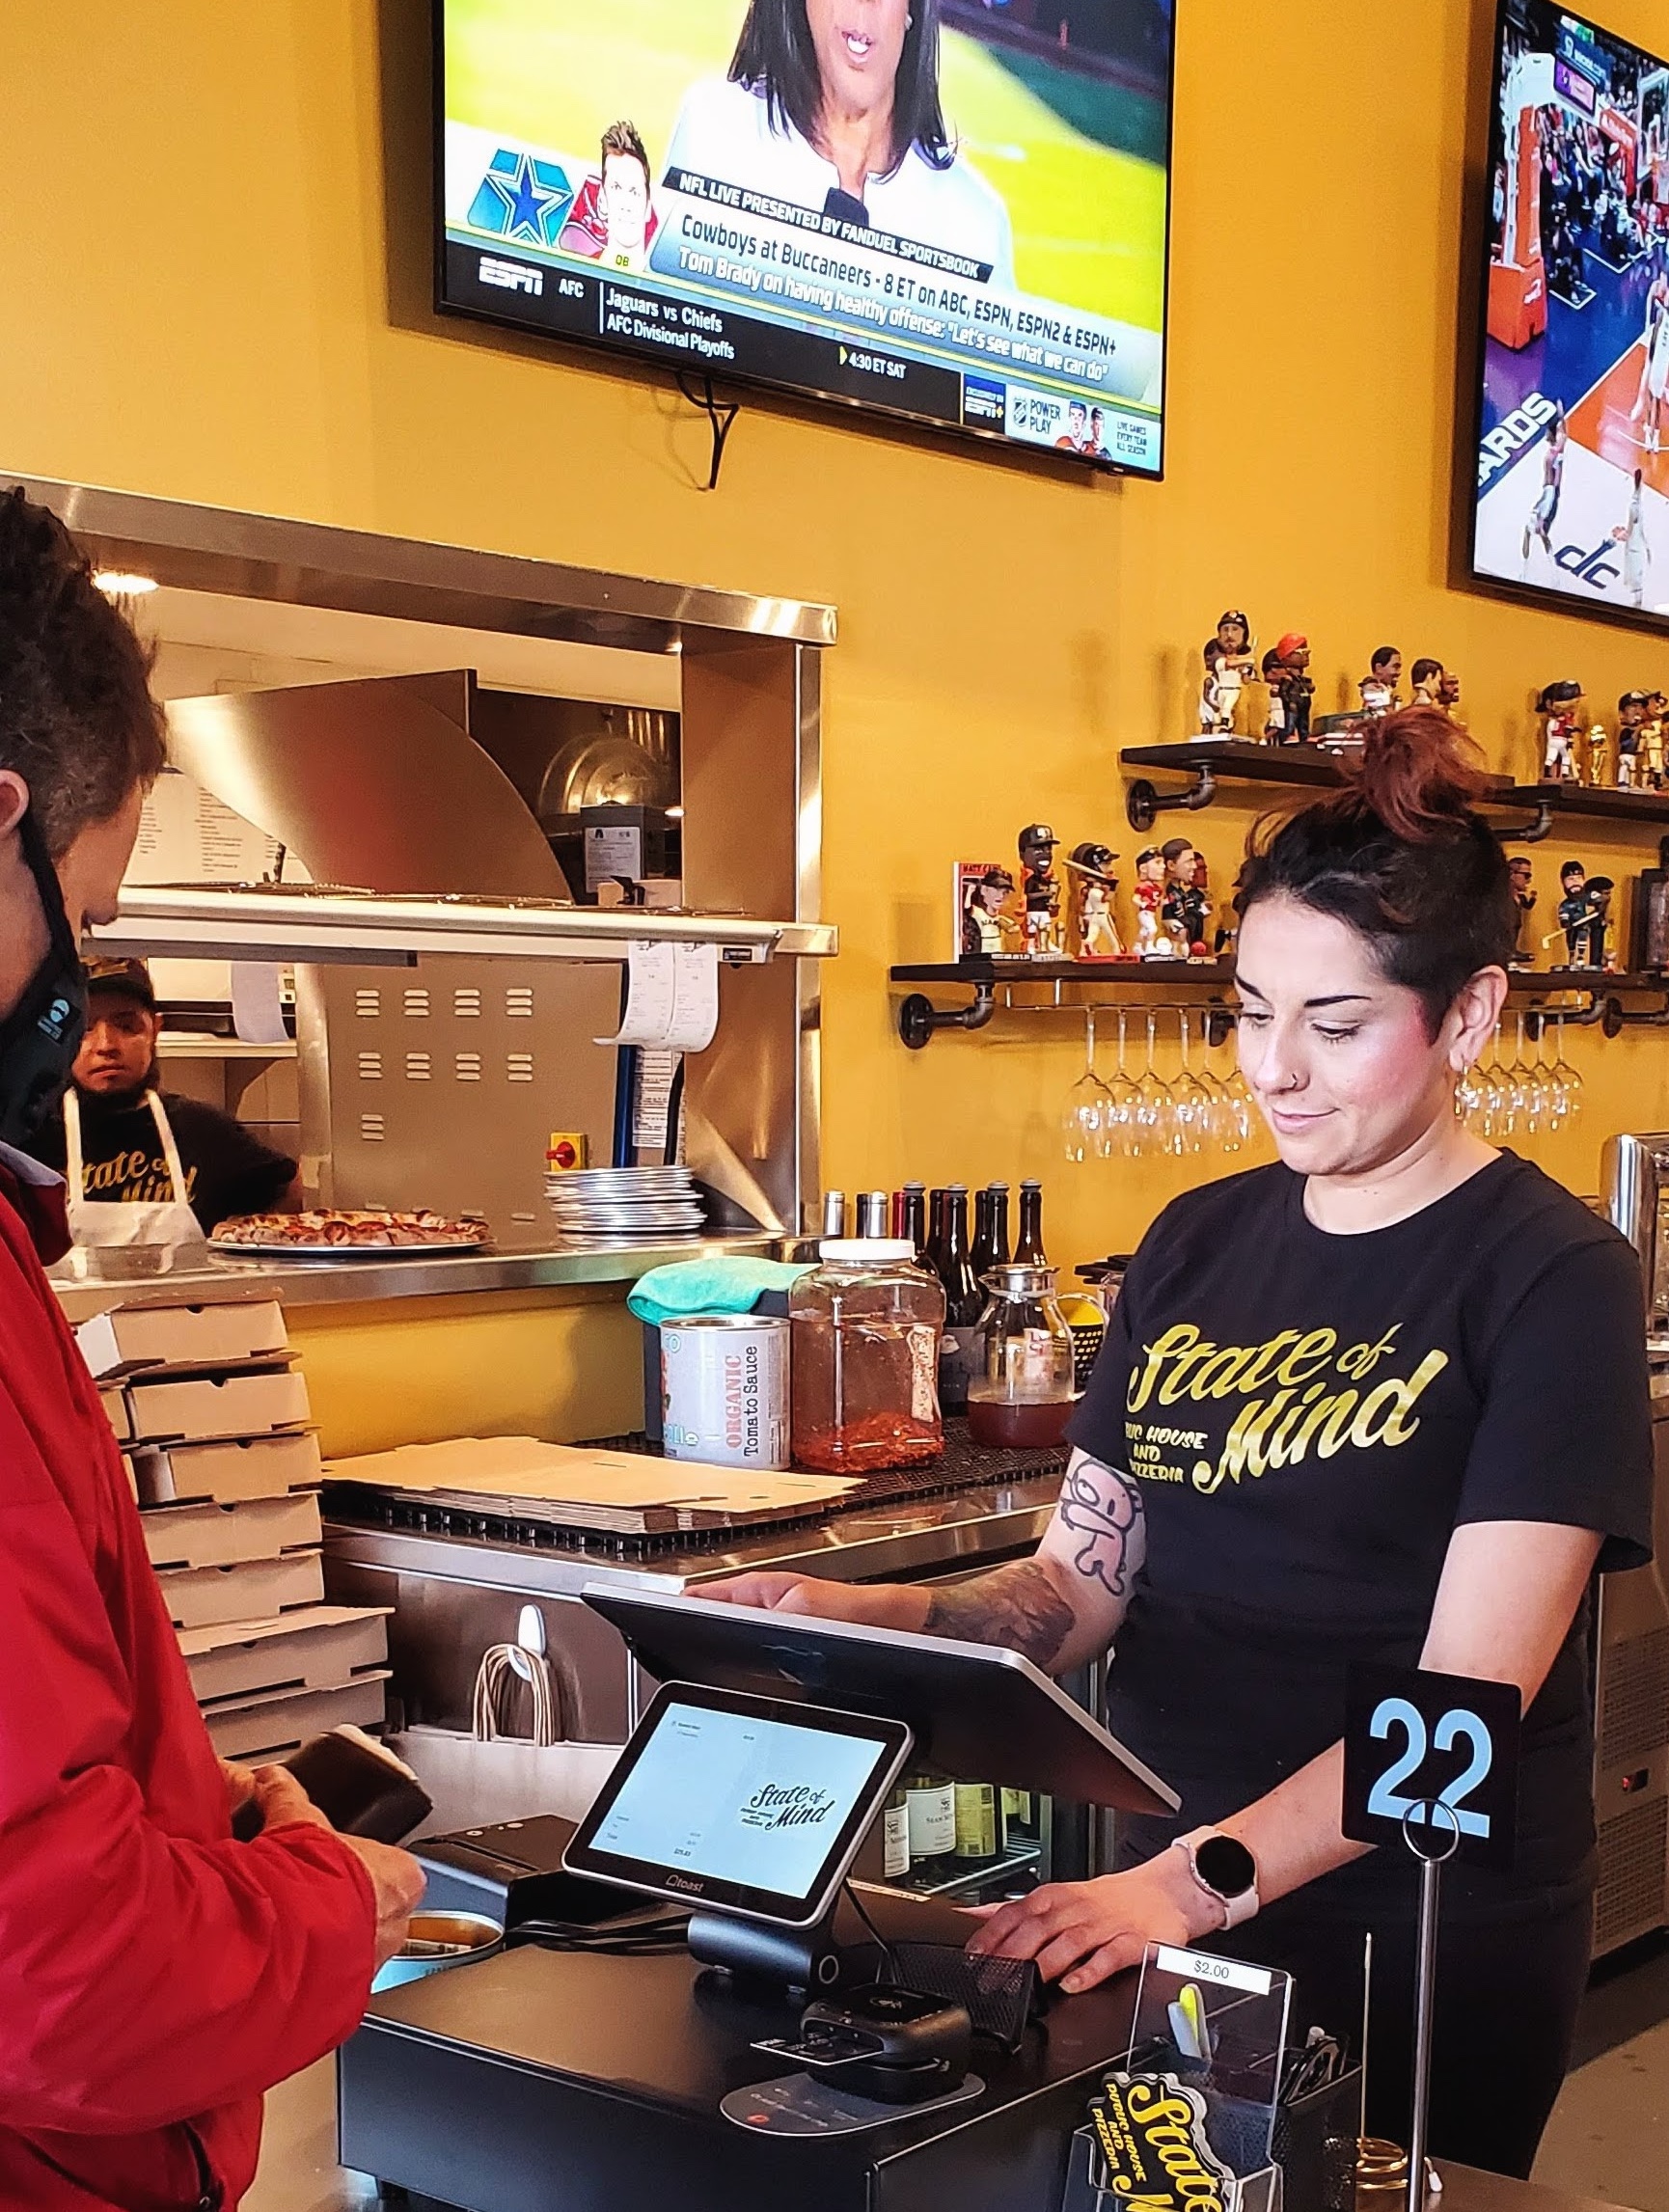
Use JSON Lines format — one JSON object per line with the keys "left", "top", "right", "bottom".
{"left": 82, "top": 1300, "right": 392, "bottom": 1761}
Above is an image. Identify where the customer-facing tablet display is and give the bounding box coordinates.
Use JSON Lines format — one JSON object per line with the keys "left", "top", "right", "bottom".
{"left": 564, "top": 1683, "right": 911, "bottom": 1927}
{"left": 435, "top": 0, "right": 1174, "bottom": 474}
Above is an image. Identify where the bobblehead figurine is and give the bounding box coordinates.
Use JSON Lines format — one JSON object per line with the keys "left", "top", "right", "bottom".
{"left": 1617, "top": 692, "right": 1652, "bottom": 789}
{"left": 1161, "top": 837, "right": 1210, "bottom": 956}
{"left": 1263, "top": 634, "right": 1315, "bottom": 744}
{"left": 1067, "top": 843, "right": 1124, "bottom": 960}
{"left": 1018, "top": 824, "right": 1064, "bottom": 959}
{"left": 1199, "top": 610, "right": 1257, "bottom": 737}
{"left": 1507, "top": 854, "right": 1536, "bottom": 967}
{"left": 1357, "top": 645, "right": 1404, "bottom": 719}
{"left": 1537, "top": 681, "right": 1585, "bottom": 783}
{"left": 1133, "top": 846, "right": 1168, "bottom": 957}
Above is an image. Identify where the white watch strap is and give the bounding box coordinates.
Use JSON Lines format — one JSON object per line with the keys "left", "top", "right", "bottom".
{"left": 1176, "top": 1826, "right": 1260, "bottom": 1930}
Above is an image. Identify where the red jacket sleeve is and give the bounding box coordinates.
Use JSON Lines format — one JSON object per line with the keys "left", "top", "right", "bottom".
{"left": 0, "top": 1393, "right": 379, "bottom": 2134}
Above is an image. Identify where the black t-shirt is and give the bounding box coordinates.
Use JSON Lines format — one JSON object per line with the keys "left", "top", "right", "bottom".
{"left": 31, "top": 1089, "right": 297, "bottom": 1235}
{"left": 1068, "top": 1153, "right": 1653, "bottom": 1917}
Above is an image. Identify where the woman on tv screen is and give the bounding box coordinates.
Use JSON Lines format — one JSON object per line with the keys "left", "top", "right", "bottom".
{"left": 666, "top": 0, "right": 1015, "bottom": 285}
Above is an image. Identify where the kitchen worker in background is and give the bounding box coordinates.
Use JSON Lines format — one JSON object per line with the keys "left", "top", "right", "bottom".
{"left": 28, "top": 956, "right": 301, "bottom": 1247}
{"left": 0, "top": 485, "right": 424, "bottom": 2211}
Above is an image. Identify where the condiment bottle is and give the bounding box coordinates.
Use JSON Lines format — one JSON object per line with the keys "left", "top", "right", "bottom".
{"left": 788, "top": 1240, "right": 945, "bottom": 1473}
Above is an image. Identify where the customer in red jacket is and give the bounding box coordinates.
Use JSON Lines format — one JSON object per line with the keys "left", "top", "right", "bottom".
{"left": 0, "top": 488, "right": 424, "bottom": 2210}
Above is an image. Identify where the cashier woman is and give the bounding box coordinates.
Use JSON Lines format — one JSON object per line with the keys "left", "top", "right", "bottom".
{"left": 0, "top": 487, "right": 423, "bottom": 2211}
{"left": 713, "top": 708, "right": 1655, "bottom": 2182}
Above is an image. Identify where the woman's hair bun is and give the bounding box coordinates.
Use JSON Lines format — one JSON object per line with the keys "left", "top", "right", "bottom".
{"left": 1348, "top": 704, "right": 1491, "bottom": 841}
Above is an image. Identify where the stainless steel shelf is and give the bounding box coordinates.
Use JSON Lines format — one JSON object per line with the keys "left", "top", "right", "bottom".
{"left": 90, "top": 887, "right": 838, "bottom": 968}
{"left": 48, "top": 1233, "right": 776, "bottom": 1323}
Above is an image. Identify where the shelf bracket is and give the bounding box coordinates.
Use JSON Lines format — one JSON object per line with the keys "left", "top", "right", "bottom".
{"left": 1126, "top": 766, "right": 1218, "bottom": 834}
{"left": 898, "top": 984, "right": 998, "bottom": 1051}
{"left": 1602, "top": 988, "right": 1669, "bottom": 1036}
{"left": 1495, "top": 799, "right": 1555, "bottom": 845}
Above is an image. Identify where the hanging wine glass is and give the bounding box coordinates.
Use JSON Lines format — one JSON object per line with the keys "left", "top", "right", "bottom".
{"left": 1468, "top": 1024, "right": 1510, "bottom": 1138}
{"left": 1061, "top": 1008, "right": 1115, "bottom": 1163}
{"left": 1105, "top": 1007, "right": 1141, "bottom": 1159}
{"left": 1548, "top": 1015, "right": 1583, "bottom": 1124}
{"left": 1198, "top": 1012, "right": 1240, "bottom": 1154}
{"left": 1171, "top": 1009, "right": 1213, "bottom": 1156}
{"left": 1134, "top": 1007, "right": 1177, "bottom": 1157}
{"left": 1505, "top": 1012, "right": 1540, "bottom": 1137}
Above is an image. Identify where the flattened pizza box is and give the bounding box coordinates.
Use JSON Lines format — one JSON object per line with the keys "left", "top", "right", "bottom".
{"left": 153, "top": 1550, "right": 324, "bottom": 1632}
{"left": 76, "top": 1301, "right": 288, "bottom": 1380}
{"left": 178, "top": 1605, "right": 391, "bottom": 1707}
{"left": 135, "top": 1432, "right": 323, "bottom": 1507}
{"left": 127, "top": 1369, "right": 312, "bottom": 1445}
{"left": 99, "top": 1385, "right": 133, "bottom": 1444}
{"left": 203, "top": 1676, "right": 391, "bottom": 1764}
{"left": 142, "top": 1491, "right": 322, "bottom": 1573}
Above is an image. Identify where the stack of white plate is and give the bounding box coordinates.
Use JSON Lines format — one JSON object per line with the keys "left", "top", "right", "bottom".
{"left": 546, "top": 1166, "right": 706, "bottom": 1245}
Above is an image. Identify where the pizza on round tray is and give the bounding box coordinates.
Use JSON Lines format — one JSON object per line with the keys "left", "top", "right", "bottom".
{"left": 211, "top": 1210, "right": 488, "bottom": 1250}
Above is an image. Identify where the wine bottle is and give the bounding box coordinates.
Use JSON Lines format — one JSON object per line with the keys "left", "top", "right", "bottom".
{"left": 856, "top": 1190, "right": 890, "bottom": 1238}
{"left": 905, "top": 1770, "right": 955, "bottom": 1864}
{"left": 987, "top": 1182, "right": 1012, "bottom": 1266}
{"left": 971, "top": 1188, "right": 998, "bottom": 1281}
{"left": 936, "top": 1185, "right": 982, "bottom": 1415}
{"left": 900, "top": 1182, "right": 928, "bottom": 1267}
{"left": 954, "top": 1782, "right": 999, "bottom": 1862}
{"left": 883, "top": 1784, "right": 912, "bottom": 1880}
{"left": 1015, "top": 1180, "right": 1047, "bottom": 1266}
{"left": 926, "top": 1188, "right": 947, "bottom": 1278}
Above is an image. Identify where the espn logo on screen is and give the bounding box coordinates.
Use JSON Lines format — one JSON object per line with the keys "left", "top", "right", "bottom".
{"left": 479, "top": 256, "right": 543, "bottom": 297}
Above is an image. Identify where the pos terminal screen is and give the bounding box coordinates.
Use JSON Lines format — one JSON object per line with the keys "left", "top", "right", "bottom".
{"left": 564, "top": 1683, "right": 911, "bottom": 1927}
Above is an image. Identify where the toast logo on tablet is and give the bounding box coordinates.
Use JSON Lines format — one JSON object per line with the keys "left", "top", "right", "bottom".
{"left": 740, "top": 1784, "right": 839, "bottom": 1832}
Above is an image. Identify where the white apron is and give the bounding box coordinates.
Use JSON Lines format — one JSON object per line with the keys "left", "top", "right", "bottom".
{"left": 64, "top": 1088, "right": 208, "bottom": 1252}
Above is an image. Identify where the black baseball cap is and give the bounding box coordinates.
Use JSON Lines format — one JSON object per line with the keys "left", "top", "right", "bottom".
{"left": 83, "top": 957, "right": 156, "bottom": 1010}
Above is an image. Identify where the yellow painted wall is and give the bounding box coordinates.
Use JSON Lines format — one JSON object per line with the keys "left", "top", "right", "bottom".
{"left": 287, "top": 1287, "right": 646, "bottom": 1456}
{"left": 6, "top": 1, "right": 1669, "bottom": 1281}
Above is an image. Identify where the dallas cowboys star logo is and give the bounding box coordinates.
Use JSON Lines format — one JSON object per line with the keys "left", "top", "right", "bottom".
{"left": 467, "top": 150, "right": 570, "bottom": 248}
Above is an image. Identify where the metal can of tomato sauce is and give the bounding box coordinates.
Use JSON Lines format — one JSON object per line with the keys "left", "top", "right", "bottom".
{"left": 660, "top": 1314, "right": 790, "bottom": 1470}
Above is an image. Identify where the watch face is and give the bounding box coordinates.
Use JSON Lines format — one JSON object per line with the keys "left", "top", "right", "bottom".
{"left": 1194, "top": 1835, "right": 1257, "bottom": 1898}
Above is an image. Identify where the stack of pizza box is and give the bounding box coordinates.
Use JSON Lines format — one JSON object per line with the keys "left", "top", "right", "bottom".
{"left": 82, "top": 1300, "right": 392, "bottom": 1762}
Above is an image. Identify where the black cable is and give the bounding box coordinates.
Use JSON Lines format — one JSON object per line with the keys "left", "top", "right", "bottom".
{"left": 511, "top": 1911, "right": 690, "bottom": 1958}
{"left": 675, "top": 372, "right": 741, "bottom": 491}
{"left": 842, "top": 1879, "right": 899, "bottom": 1984}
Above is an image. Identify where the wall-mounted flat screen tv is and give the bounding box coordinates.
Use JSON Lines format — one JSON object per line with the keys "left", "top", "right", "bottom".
{"left": 435, "top": 0, "right": 1174, "bottom": 475}
{"left": 1471, "top": 0, "right": 1669, "bottom": 626}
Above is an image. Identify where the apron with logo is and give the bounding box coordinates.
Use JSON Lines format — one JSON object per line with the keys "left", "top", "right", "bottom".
{"left": 64, "top": 1088, "right": 208, "bottom": 1252}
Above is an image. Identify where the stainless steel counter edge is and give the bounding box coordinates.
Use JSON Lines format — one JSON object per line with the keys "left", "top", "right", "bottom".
{"left": 322, "top": 1473, "right": 1064, "bottom": 1597}
{"left": 48, "top": 1235, "right": 776, "bottom": 1321}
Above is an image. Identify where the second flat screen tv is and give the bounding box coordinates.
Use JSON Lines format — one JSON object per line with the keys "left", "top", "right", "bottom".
{"left": 1472, "top": 0, "right": 1669, "bottom": 626}
{"left": 435, "top": 0, "right": 1175, "bottom": 475}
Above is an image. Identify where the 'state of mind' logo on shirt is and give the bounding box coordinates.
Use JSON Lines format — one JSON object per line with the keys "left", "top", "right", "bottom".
{"left": 1124, "top": 1324, "right": 1449, "bottom": 1495}
{"left": 79, "top": 1149, "right": 199, "bottom": 1207}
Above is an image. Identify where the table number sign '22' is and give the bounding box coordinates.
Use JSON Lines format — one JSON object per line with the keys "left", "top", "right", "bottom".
{"left": 1342, "top": 1665, "right": 1523, "bottom": 1872}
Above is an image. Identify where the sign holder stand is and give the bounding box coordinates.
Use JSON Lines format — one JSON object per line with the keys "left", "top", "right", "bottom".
{"left": 1401, "top": 1801, "right": 1462, "bottom": 2212}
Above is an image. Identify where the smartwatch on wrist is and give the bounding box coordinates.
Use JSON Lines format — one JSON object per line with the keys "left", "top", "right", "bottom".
{"left": 1173, "top": 1828, "right": 1260, "bottom": 1930}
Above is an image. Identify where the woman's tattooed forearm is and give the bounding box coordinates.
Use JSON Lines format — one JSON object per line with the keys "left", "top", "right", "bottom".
{"left": 1058, "top": 1460, "right": 1144, "bottom": 1598}
{"left": 923, "top": 1564, "right": 1076, "bottom": 1666}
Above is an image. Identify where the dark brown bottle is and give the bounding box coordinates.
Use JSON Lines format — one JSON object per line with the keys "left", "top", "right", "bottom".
{"left": 935, "top": 1185, "right": 982, "bottom": 1414}
{"left": 971, "top": 1188, "right": 999, "bottom": 1282}
{"left": 899, "top": 1183, "right": 929, "bottom": 1267}
{"left": 1015, "top": 1180, "right": 1047, "bottom": 1267}
{"left": 985, "top": 1182, "right": 1012, "bottom": 1269}
{"left": 926, "top": 1188, "right": 947, "bottom": 1278}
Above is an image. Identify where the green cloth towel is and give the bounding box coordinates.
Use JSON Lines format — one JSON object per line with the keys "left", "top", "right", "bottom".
{"left": 627, "top": 1257, "right": 812, "bottom": 1326}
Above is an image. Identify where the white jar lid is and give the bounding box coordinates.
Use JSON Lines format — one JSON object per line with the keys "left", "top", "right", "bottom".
{"left": 819, "top": 1239, "right": 917, "bottom": 1263}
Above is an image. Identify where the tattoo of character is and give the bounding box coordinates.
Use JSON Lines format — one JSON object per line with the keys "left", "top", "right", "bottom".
{"left": 1058, "top": 1459, "right": 1144, "bottom": 1598}
{"left": 923, "top": 1563, "right": 1076, "bottom": 1668}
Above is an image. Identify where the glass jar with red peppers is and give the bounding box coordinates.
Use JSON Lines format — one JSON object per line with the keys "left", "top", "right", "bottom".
{"left": 789, "top": 1241, "right": 945, "bottom": 1473}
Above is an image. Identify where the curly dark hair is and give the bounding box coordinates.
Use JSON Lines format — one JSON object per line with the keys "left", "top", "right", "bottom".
{"left": 0, "top": 487, "right": 166, "bottom": 857}
{"left": 1236, "top": 706, "right": 1517, "bottom": 1038}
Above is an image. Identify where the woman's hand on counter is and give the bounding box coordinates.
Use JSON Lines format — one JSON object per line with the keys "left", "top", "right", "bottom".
{"left": 967, "top": 1852, "right": 1217, "bottom": 1995}
{"left": 698, "top": 1572, "right": 931, "bottom": 1632}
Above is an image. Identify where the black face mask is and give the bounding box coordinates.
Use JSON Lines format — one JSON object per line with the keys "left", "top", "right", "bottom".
{"left": 0, "top": 808, "right": 88, "bottom": 1150}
